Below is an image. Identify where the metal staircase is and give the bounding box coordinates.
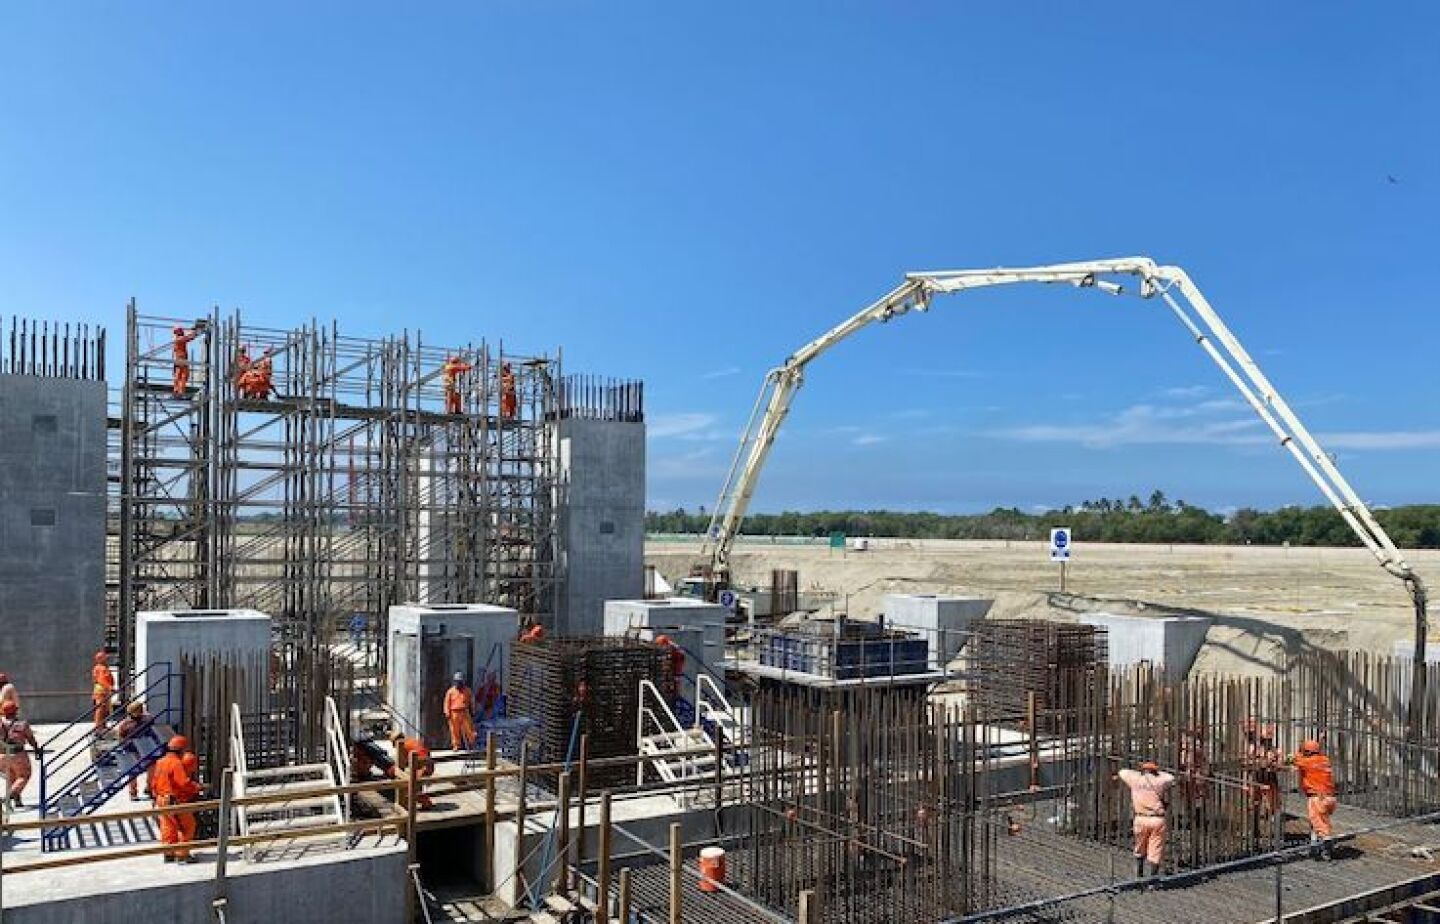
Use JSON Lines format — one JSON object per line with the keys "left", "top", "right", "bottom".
{"left": 39, "top": 663, "right": 181, "bottom": 851}
{"left": 231, "top": 697, "right": 350, "bottom": 861}
{"left": 635, "top": 673, "right": 745, "bottom": 808}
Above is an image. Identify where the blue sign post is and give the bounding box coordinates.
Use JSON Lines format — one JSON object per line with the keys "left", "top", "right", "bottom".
{"left": 1049, "top": 527, "right": 1072, "bottom": 592}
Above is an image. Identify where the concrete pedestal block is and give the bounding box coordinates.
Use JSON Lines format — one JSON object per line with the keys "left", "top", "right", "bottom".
{"left": 882, "top": 594, "right": 993, "bottom": 666}
{"left": 387, "top": 602, "right": 519, "bottom": 744}
{"left": 603, "top": 598, "right": 727, "bottom": 681}
{"left": 1079, "top": 612, "right": 1212, "bottom": 681}
{"left": 135, "top": 608, "right": 272, "bottom": 717}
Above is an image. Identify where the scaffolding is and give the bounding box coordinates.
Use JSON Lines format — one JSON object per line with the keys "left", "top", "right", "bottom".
{"left": 116, "top": 301, "right": 564, "bottom": 674}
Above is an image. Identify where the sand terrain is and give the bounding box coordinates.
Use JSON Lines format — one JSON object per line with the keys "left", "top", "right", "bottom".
{"left": 645, "top": 538, "right": 1440, "bottom": 677}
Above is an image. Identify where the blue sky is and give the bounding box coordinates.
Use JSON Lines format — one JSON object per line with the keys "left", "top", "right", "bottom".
{"left": 3, "top": 3, "right": 1436, "bottom": 514}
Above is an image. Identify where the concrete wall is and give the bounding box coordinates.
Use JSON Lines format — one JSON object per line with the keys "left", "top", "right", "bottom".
{"left": 387, "top": 602, "right": 519, "bottom": 741}
{"left": 5, "top": 844, "right": 408, "bottom": 924}
{"left": 882, "top": 594, "right": 993, "bottom": 666}
{"left": 135, "top": 608, "right": 272, "bottom": 717}
{"left": 555, "top": 419, "right": 645, "bottom": 637}
{"left": 604, "top": 599, "right": 727, "bottom": 681}
{"left": 0, "top": 374, "right": 106, "bottom": 721}
{"left": 1079, "top": 612, "right": 1212, "bottom": 682}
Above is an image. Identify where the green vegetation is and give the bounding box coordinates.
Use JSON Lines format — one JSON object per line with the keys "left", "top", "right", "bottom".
{"left": 646, "top": 491, "right": 1440, "bottom": 548}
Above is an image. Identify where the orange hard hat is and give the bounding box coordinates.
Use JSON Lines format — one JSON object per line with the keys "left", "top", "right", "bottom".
{"left": 1, "top": 702, "right": 17, "bottom": 717}
{"left": 94, "top": 651, "right": 108, "bottom": 664}
{"left": 1301, "top": 739, "right": 1322, "bottom": 754}
{"left": 182, "top": 752, "right": 199, "bottom": 774}
{"left": 168, "top": 735, "right": 189, "bottom": 752}
{"left": 654, "top": 634, "right": 673, "bottom": 648}
{"left": 1140, "top": 760, "right": 1160, "bottom": 772}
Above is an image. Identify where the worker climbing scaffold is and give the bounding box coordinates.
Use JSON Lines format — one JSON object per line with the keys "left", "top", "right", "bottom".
{"left": 442, "top": 355, "right": 473, "bottom": 415}
{"left": 170, "top": 322, "right": 204, "bottom": 397}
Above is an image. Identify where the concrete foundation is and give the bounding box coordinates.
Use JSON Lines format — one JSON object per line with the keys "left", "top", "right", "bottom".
{"left": 882, "top": 593, "right": 993, "bottom": 666}
{"left": 1079, "top": 611, "right": 1211, "bottom": 681}
{"left": 0, "top": 374, "right": 106, "bottom": 721}
{"left": 135, "top": 608, "right": 272, "bottom": 717}
{"left": 388, "top": 602, "right": 519, "bottom": 743}
{"left": 555, "top": 418, "right": 645, "bottom": 636}
{"left": 3, "top": 843, "right": 407, "bottom": 924}
{"left": 604, "top": 599, "right": 727, "bottom": 681}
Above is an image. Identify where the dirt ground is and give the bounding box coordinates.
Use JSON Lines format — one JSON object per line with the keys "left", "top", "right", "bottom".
{"left": 645, "top": 538, "right": 1439, "bottom": 678}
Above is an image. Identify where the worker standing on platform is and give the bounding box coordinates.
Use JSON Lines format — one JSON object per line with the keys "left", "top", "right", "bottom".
{"left": 91, "top": 651, "right": 115, "bottom": 731}
{"left": 171, "top": 324, "right": 202, "bottom": 397}
{"left": 153, "top": 735, "right": 202, "bottom": 863}
{"left": 0, "top": 672, "right": 19, "bottom": 714}
{"left": 499, "top": 362, "right": 517, "bottom": 419}
{"left": 1289, "top": 738, "right": 1338, "bottom": 860}
{"left": 1, "top": 701, "right": 40, "bottom": 809}
{"left": 253, "top": 346, "right": 275, "bottom": 398}
{"left": 444, "top": 672, "right": 477, "bottom": 751}
{"left": 232, "top": 343, "right": 252, "bottom": 387}
{"left": 1116, "top": 759, "right": 1175, "bottom": 881}
{"left": 392, "top": 731, "right": 434, "bottom": 811}
{"left": 442, "top": 355, "right": 473, "bottom": 414}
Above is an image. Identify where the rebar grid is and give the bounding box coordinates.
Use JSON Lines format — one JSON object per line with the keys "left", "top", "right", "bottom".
{"left": 117, "top": 302, "right": 565, "bottom": 682}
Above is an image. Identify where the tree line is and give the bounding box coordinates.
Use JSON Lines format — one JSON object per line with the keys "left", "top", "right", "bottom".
{"left": 646, "top": 491, "right": 1440, "bottom": 548}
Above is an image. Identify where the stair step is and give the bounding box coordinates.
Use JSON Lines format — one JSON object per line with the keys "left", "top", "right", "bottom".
{"left": 245, "top": 763, "right": 331, "bottom": 780}
{"left": 245, "top": 812, "right": 342, "bottom": 834}
{"left": 246, "top": 796, "right": 338, "bottom": 817}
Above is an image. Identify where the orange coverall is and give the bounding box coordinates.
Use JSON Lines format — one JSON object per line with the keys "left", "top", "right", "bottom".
{"left": 442, "top": 359, "right": 472, "bottom": 414}
{"left": 172, "top": 329, "right": 199, "bottom": 396}
{"left": 396, "top": 737, "right": 434, "bottom": 810}
{"left": 1, "top": 715, "right": 39, "bottom": 803}
{"left": 152, "top": 751, "right": 202, "bottom": 859}
{"left": 91, "top": 659, "right": 115, "bottom": 729}
{"left": 1118, "top": 768, "right": 1175, "bottom": 866}
{"left": 499, "top": 365, "right": 517, "bottom": 419}
{"left": 444, "top": 684, "right": 477, "bottom": 751}
{"left": 1293, "top": 751, "right": 1338, "bottom": 838}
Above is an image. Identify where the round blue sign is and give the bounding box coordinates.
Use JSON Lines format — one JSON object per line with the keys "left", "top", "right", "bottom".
{"left": 1053, "top": 531, "right": 1069, "bottom": 548}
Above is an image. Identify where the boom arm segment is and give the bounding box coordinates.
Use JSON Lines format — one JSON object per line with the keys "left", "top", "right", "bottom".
{"left": 698, "top": 258, "right": 1427, "bottom": 709}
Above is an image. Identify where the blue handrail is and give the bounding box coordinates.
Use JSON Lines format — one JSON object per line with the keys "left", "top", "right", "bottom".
{"left": 38, "top": 662, "right": 182, "bottom": 825}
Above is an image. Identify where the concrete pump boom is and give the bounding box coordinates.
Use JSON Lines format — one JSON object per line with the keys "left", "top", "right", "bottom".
{"left": 699, "top": 257, "right": 1428, "bottom": 731}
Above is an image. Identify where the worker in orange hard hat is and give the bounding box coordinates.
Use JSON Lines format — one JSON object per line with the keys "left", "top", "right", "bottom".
{"left": 654, "top": 634, "right": 686, "bottom": 702}
{"left": 441, "top": 355, "right": 473, "bottom": 415}
{"left": 443, "top": 672, "right": 477, "bottom": 751}
{"left": 91, "top": 651, "right": 115, "bottom": 731}
{"left": 394, "top": 734, "right": 434, "bottom": 811}
{"left": 1, "top": 700, "right": 40, "bottom": 808}
{"left": 1243, "top": 719, "right": 1282, "bottom": 835}
{"left": 252, "top": 346, "right": 275, "bottom": 398}
{"left": 499, "top": 362, "right": 517, "bottom": 419}
{"left": 152, "top": 735, "right": 202, "bottom": 862}
{"left": 0, "top": 672, "right": 19, "bottom": 714}
{"left": 1115, "top": 758, "right": 1175, "bottom": 881}
{"left": 519, "top": 623, "right": 545, "bottom": 644}
{"left": 171, "top": 324, "right": 203, "bottom": 397}
{"left": 1288, "top": 738, "right": 1338, "bottom": 860}
{"left": 233, "top": 343, "right": 252, "bottom": 386}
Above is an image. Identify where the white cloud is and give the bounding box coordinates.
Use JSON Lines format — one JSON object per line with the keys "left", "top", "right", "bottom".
{"left": 1317, "top": 431, "right": 1440, "bottom": 450}
{"left": 701, "top": 366, "right": 742, "bottom": 380}
{"left": 1162, "top": 385, "right": 1209, "bottom": 399}
{"left": 648, "top": 412, "right": 722, "bottom": 440}
{"left": 852, "top": 434, "right": 888, "bottom": 446}
{"left": 650, "top": 447, "right": 727, "bottom": 478}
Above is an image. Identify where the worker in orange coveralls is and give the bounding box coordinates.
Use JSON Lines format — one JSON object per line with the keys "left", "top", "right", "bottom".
{"left": 232, "top": 343, "right": 252, "bottom": 386}
{"left": 1116, "top": 759, "right": 1175, "bottom": 881}
{"left": 1289, "top": 738, "right": 1338, "bottom": 860}
{"left": 391, "top": 732, "right": 434, "bottom": 810}
{"left": 654, "top": 634, "right": 686, "bottom": 701}
{"left": 442, "top": 356, "right": 473, "bottom": 414}
{"left": 153, "top": 735, "right": 202, "bottom": 863}
{"left": 499, "top": 362, "right": 517, "bottom": 419}
{"left": 171, "top": 325, "right": 201, "bottom": 396}
{"left": 239, "top": 347, "right": 275, "bottom": 399}
{"left": 443, "top": 672, "right": 477, "bottom": 751}
{"left": 91, "top": 651, "right": 115, "bottom": 730}
{"left": 1, "top": 701, "right": 40, "bottom": 809}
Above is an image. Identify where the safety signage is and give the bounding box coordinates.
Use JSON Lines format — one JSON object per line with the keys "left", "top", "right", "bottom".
{"left": 1049, "top": 527, "right": 1072, "bottom": 562}
{"left": 718, "top": 589, "right": 739, "bottom": 611}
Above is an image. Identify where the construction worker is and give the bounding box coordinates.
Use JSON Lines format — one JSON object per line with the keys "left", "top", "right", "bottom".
{"left": 252, "top": 346, "right": 275, "bottom": 398}
{"left": 444, "top": 672, "right": 477, "bottom": 751}
{"left": 1179, "top": 727, "right": 1209, "bottom": 823}
{"left": 1243, "top": 719, "right": 1282, "bottom": 830}
{"left": 477, "top": 670, "right": 502, "bottom": 722}
{"left": 91, "top": 651, "right": 115, "bottom": 731}
{"left": 519, "top": 623, "right": 545, "bottom": 644}
{"left": 654, "top": 634, "right": 686, "bottom": 702}
{"left": 152, "top": 735, "right": 202, "bottom": 863}
{"left": 171, "top": 324, "right": 201, "bottom": 397}
{"left": 499, "top": 362, "right": 517, "bottom": 419}
{"left": 1, "top": 701, "right": 40, "bottom": 808}
{"left": 1289, "top": 738, "right": 1338, "bottom": 860}
{"left": 392, "top": 732, "right": 434, "bottom": 811}
{"left": 442, "top": 355, "right": 473, "bottom": 415}
{"left": 0, "top": 672, "right": 19, "bottom": 714}
{"left": 1116, "top": 759, "right": 1175, "bottom": 880}
{"left": 117, "top": 701, "right": 159, "bottom": 800}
